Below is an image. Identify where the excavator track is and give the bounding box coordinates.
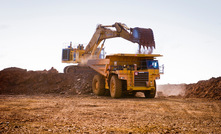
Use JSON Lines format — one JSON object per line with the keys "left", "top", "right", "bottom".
{"left": 64, "top": 65, "right": 98, "bottom": 75}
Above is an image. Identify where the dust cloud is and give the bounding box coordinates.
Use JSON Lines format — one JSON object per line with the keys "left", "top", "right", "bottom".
{"left": 157, "top": 84, "right": 186, "bottom": 97}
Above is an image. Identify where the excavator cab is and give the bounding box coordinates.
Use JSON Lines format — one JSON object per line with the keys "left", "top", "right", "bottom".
{"left": 62, "top": 43, "right": 84, "bottom": 63}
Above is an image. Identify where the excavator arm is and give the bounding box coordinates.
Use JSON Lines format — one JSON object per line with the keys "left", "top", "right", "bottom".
{"left": 62, "top": 22, "right": 156, "bottom": 64}
{"left": 85, "top": 22, "right": 155, "bottom": 56}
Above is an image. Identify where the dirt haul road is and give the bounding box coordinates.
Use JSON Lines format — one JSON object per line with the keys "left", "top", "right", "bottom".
{"left": 0, "top": 95, "right": 220, "bottom": 133}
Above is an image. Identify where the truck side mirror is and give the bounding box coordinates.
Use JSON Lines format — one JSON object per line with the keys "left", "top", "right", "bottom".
{"left": 160, "top": 64, "right": 164, "bottom": 74}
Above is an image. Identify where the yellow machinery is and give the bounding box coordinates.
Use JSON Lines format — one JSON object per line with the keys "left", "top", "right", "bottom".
{"left": 62, "top": 22, "right": 162, "bottom": 98}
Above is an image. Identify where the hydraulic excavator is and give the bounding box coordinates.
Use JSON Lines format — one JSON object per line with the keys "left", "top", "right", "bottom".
{"left": 62, "top": 22, "right": 163, "bottom": 98}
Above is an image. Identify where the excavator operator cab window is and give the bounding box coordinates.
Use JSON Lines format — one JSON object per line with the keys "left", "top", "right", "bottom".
{"left": 147, "top": 60, "right": 159, "bottom": 69}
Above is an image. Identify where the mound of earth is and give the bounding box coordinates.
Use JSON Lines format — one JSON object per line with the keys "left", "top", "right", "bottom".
{"left": 0, "top": 67, "right": 97, "bottom": 95}
{"left": 185, "top": 77, "right": 221, "bottom": 100}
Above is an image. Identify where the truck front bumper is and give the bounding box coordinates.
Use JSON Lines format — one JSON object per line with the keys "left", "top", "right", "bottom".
{"left": 127, "top": 86, "right": 155, "bottom": 91}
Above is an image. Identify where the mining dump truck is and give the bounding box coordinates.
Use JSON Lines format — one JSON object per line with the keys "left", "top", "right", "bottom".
{"left": 62, "top": 22, "right": 162, "bottom": 98}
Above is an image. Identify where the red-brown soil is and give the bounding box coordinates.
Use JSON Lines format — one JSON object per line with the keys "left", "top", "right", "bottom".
{"left": 0, "top": 67, "right": 97, "bottom": 95}
{"left": 0, "top": 67, "right": 220, "bottom": 133}
{"left": 185, "top": 77, "right": 221, "bottom": 100}
{"left": 0, "top": 95, "right": 220, "bottom": 133}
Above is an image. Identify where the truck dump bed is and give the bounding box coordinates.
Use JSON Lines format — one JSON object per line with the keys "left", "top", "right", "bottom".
{"left": 87, "top": 53, "right": 162, "bottom": 76}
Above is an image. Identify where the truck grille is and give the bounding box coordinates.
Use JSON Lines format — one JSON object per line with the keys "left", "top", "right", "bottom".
{"left": 134, "top": 72, "right": 149, "bottom": 87}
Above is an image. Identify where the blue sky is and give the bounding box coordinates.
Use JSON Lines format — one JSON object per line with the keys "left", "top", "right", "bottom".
{"left": 0, "top": 0, "right": 220, "bottom": 84}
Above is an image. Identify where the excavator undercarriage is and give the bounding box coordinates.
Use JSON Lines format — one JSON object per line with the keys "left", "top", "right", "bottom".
{"left": 64, "top": 65, "right": 97, "bottom": 75}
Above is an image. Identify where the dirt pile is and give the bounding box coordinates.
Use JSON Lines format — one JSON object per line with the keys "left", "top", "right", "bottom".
{"left": 185, "top": 77, "right": 221, "bottom": 100}
{"left": 0, "top": 67, "right": 97, "bottom": 95}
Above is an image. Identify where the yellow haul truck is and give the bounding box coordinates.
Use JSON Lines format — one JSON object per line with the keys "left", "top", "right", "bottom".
{"left": 88, "top": 54, "right": 162, "bottom": 98}
{"left": 62, "top": 22, "right": 162, "bottom": 98}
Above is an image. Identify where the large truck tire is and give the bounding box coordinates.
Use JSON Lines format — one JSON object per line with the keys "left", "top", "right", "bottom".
{"left": 92, "top": 74, "right": 105, "bottom": 96}
{"left": 110, "top": 75, "right": 122, "bottom": 98}
{"left": 144, "top": 80, "right": 156, "bottom": 98}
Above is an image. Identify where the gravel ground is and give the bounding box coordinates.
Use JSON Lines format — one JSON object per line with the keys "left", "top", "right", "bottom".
{"left": 0, "top": 95, "right": 220, "bottom": 133}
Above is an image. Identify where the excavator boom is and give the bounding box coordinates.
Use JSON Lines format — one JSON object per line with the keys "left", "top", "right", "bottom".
{"left": 85, "top": 22, "right": 155, "bottom": 56}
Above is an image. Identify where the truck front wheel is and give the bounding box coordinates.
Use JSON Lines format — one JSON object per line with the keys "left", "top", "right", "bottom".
{"left": 144, "top": 81, "right": 156, "bottom": 98}
{"left": 110, "top": 75, "right": 122, "bottom": 98}
{"left": 92, "top": 74, "right": 105, "bottom": 96}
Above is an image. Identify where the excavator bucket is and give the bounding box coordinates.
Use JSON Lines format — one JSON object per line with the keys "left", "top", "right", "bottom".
{"left": 132, "top": 27, "right": 155, "bottom": 51}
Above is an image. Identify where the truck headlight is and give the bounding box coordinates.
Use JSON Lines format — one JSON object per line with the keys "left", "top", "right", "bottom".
{"left": 150, "top": 81, "right": 153, "bottom": 86}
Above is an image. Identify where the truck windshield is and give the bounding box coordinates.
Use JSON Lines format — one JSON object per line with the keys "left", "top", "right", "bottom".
{"left": 147, "top": 60, "right": 159, "bottom": 69}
